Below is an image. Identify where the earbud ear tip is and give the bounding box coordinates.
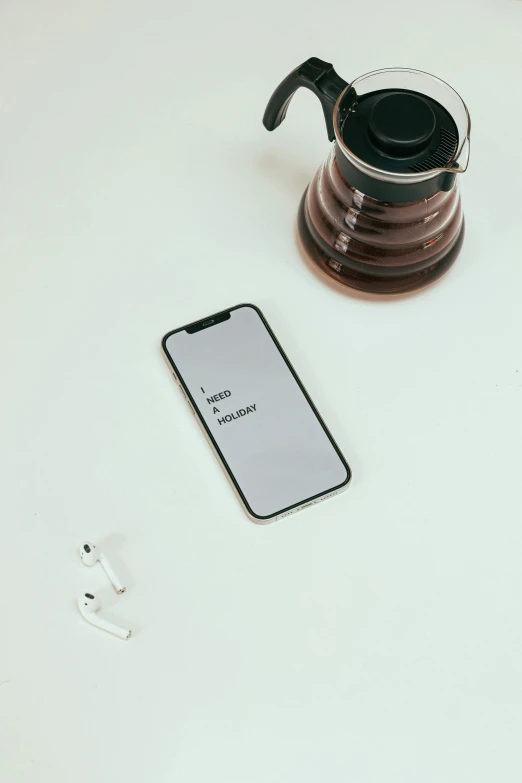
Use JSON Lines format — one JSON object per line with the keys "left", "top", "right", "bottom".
{"left": 79, "top": 542, "right": 97, "bottom": 566}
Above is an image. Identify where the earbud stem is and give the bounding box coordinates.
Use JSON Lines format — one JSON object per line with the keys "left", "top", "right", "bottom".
{"left": 88, "top": 614, "right": 131, "bottom": 640}
{"left": 99, "top": 554, "right": 126, "bottom": 594}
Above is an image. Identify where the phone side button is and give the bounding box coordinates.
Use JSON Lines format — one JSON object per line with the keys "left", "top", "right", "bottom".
{"left": 183, "top": 394, "right": 196, "bottom": 414}
{"left": 177, "top": 384, "right": 196, "bottom": 414}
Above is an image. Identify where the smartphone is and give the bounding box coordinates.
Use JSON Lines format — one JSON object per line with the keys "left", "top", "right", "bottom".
{"left": 162, "top": 304, "right": 351, "bottom": 522}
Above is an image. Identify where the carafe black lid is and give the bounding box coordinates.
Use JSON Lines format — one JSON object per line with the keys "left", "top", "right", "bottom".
{"left": 339, "top": 88, "right": 458, "bottom": 175}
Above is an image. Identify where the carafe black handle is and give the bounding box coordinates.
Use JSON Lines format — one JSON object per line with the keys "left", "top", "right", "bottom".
{"left": 263, "top": 57, "right": 348, "bottom": 142}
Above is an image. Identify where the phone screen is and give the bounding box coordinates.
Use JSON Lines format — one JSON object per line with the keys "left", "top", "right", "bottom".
{"left": 162, "top": 304, "right": 350, "bottom": 520}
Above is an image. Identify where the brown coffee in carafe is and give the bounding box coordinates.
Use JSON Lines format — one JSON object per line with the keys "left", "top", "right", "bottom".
{"left": 264, "top": 58, "right": 471, "bottom": 294}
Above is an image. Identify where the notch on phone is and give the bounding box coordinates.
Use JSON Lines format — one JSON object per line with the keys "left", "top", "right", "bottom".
{"left": 185, "top": 310, "right": 231, "bottom": 334}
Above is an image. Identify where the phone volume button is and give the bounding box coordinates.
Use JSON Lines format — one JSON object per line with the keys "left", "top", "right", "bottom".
{"left": 180, "top": 389, "right": 195, "bottom": 413}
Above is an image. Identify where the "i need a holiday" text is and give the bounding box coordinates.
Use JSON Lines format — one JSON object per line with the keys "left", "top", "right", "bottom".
{"left": 205, "top": 389, "right": 257, "bottom": 426}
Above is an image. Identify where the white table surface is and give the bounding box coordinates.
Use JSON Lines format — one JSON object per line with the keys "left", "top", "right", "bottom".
{"left": 2, "top": 1, "right": 522, "bottom": 781}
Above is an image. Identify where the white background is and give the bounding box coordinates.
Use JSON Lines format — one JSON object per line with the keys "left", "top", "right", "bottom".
{"left": 1, "top": 1, "right": 521, "bottom": 781}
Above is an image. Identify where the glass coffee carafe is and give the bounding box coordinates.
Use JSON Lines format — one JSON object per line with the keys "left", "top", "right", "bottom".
{"left": 263, "top": 58, "right": 471, "bottom": 294}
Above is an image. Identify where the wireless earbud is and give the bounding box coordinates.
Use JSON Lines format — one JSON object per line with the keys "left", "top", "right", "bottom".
{"left": 77, "top": 593, "right": 131, "bottom": 640}
{"left": 80, "top": 542, "right": 126, "bottom": 594}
